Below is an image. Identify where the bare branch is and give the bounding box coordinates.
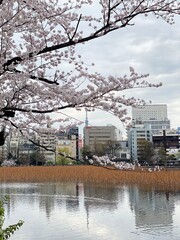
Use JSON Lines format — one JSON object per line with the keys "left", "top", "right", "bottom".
{"left": 70, "top": 14, "right": 82, "bottom": 41}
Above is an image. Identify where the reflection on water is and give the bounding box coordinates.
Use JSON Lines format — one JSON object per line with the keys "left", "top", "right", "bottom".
{"left": 0, "top": 182, "right": 179, "bottom": 240}
{"left": 129, "top": 185, "right": 177, "bottom": 239}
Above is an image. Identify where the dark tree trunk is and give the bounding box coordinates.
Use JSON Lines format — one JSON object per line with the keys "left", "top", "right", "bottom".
{"left": 0, "top": 129, "right": 5, "bottom": 146}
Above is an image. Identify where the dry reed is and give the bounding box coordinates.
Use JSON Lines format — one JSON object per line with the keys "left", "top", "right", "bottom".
{"left": 0, "top": 166, "right": 179, "bottom": 191}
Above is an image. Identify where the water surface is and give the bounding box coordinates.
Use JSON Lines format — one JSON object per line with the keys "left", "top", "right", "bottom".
{"left": 0, "top": 182, "right": 179, "bottom": 240}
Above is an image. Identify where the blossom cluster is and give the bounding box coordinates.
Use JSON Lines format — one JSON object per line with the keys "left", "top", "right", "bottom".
{"left": 1, "top": 159, "right": 16, "bottom": 167}
{"left": 89, "top": 155, "right": 136, "bottom": 170}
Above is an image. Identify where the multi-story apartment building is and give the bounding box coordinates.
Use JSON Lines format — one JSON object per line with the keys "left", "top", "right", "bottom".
{"left": 84, "top": 125, "right": 122, "bottom": 152}
{"left": 67, "top": 127, "right": 79, "bottom": 160}
{"left": 5, "top": 126, "right": 81, "bottom": 165}
{"left": 153, "top": 129, "right": 180, "bottom": 152}
{"left": 8, "top": 131, "right": 39, "bottom": 164}
{"left": 132, "top": 104, "right": 170, "bottom": 134}
{"left": 37, "top": 127, "right": 57, "bottom": 164}
{"left": 56, "top": 127, "right": 79, "bottom": 160}
{"left": 128, "top": 124, "right": 152, "bottom": 161}
{"left": 18, "top": 136, "right": 37, "bottom": 162}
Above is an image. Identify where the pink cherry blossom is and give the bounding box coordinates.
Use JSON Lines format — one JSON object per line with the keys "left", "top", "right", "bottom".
{"left": 0, "top": 0, "right": 179, "bottom": 144}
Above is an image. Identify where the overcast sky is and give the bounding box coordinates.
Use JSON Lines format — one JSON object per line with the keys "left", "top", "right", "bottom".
{"left": 61, "top": 12, "right": 180, "bottom": 138}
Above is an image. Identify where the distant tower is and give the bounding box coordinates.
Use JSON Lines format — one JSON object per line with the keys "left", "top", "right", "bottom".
{"left": 85, "top": 109, "right": 89, "bottom": 127}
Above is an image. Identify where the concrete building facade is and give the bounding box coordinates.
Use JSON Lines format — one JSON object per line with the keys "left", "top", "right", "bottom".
{"left": 1, "top": 126, "right": 81, "bottom": 165}
{"left": 38, "top": 128, "right": 56, "bottom": 163}
{"left": 67, "top": 127, "right": 79, "bottom": 160}
{"left": 84, "top": 125, "right": 122, "bottom": 152}
{"left": 114, "top": 140, "right": 131, "bottom": 161}
{"left": 132, "top": 104, "right": 170, "bottom": 134}
{"left": 153, "top": 129, "right": 180, "bottom": 153}
{"left": 128, "top": 124, "right": 152, "bottom": 161}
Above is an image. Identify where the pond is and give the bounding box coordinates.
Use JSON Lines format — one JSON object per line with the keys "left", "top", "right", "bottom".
{"left": 0, "top": 182, "right": 180, "bottom": 240}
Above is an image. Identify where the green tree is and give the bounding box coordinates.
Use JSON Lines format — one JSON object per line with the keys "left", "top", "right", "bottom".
{"left": 92, "top": 141, "right": 106, "bottom": 157}
{"left": 166, "top": 154, "right": 176, "bottom": 160}
{"left": 56, "top": 147, "right": 72, "bottom": 165}
{"left": 81, "top": 145, "right": 92, "bottom": 161}
{"left": 18, "top": 153, "right": 30, "bottom": 166}
{"left": 157, "top": 148, "right": 167, "bottom": 163}
{"left": 175, "top": 151, "right": 180, "bottom": 160}
{"left": 90, "top": 140, "right": 121, "bottom": 157}
{"left": 29, "top": 152, "right": 46, "bottom": 166}
{"left": 138, "top": 139, "right": 154, "bottom": 163}
{"left": 0, "top": 196, "right": 24, "bottom": 240}
{"left": 105, "top": 141, "right": 121, "bottom": 158}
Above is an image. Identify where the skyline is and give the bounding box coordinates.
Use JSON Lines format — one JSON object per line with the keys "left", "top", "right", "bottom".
{"left": 60, "top": 103, "right": 177, "bottom": 139}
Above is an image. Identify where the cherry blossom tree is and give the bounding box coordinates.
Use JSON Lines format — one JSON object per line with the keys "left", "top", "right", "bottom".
{"left": 0, "top": 0, "right": 180, "bottom": 145}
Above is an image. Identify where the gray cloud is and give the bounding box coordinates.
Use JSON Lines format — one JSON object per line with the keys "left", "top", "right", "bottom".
{"left": 74, "top": 13, "right": 180, "bottom": 134}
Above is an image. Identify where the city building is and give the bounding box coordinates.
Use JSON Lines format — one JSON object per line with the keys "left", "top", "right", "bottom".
{"left": 18, "top": 136, "right": 38, "bottom": 164}
{"left": 128, "top": 124, "right": 152, "bottom": 161}
{"left": 132, "top": 104, "right": 170, "bottom": 134}
{"left": 8, "top": 131, "right": 41, "bottom": 164}
{"left": 67, "top": 127, "right": 79, "bottom": 160}
{"left": 113, "top": 140, "right": 131, "bottom": 161}
{"left": 153, "top": 129, "right": 180, "bottom": 153}
{"left": 56, "top": 130, "right": 67, "bottom": 140}
{"left": 1, "top": 126, "right": 81, "bottom": 165}
{"left": 9, "top": 132, "right": 20, "bottom": 159}
{"left": 37, "top": 127, "right": 57, "bottom": 164}
{"left": 84, "top": 125, "right": 122, "bottom": 152}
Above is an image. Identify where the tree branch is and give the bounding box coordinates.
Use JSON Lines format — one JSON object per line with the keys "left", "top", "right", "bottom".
{"left": 2, "top": 2, "right": 179, "bottom": 74}
{"left": 2, "top": 103, "right": 76, "bottom": 115}
{"left": 70, "top": 14, "right": 82, "bottom": 41}
{"left": 3, "top": 66, "right": 59, "bottom": 85}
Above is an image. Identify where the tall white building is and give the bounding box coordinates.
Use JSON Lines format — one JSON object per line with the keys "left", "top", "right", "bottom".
{"left": 132, "top": 104, "right": 170, "bottom": 134}
{"left": 128, "top": 124, "right": 152, "bottom": 161}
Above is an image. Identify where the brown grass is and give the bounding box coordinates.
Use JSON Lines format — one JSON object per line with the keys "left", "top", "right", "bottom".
{"left": 0, "top": 166, "right": 179, "bottom": 191}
